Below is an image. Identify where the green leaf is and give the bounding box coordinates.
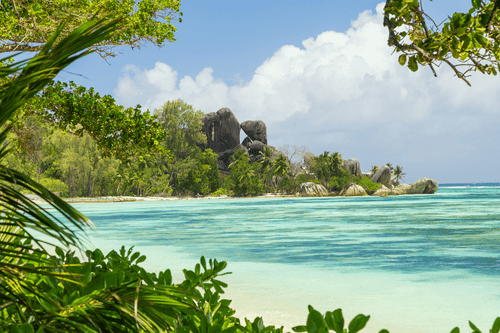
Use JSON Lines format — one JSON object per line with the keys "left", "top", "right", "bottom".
{"left": 378, "top": 330, "right": 390, "bottom": 333}
{"left": 306, "top": 305, "right": 328, "bottom": 333}
{"left": 449, "top": 328, "right": 459, "bottom": 333}
{"left": 398, "top": 54, "right": 407, "bottom": 66}
{"left": 136, "top": 255, "right": 147, "bottom": 264}
{"left": 293, "top": 326, "right": 308, "bottom": 332}
{"left": 407, "top": 56, "right": 418, "bottom": 72}
{"left": 491, "top": 318, "right": 500, "bottom": 333}
{"left": 469, "top": 321, "right": 482, "bottom": 333}
{"left": 328, "top": 309, "right": 345, "bottom": 333}
{"left": 471, "top": 0, "right": 481, "bottom": 10}
{"left": 348, "top": 314, "right": 370, "bottom": 333}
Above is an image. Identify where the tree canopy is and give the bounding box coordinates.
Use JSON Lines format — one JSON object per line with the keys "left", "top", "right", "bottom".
{"left": 384, "top": 0, "right": 500, "bottom": 85}
{"left": 0, "top": 0, "right": 183, "bottom": 58}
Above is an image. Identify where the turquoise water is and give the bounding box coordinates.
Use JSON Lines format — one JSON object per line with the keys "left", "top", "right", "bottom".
{"left": 58, "top": 186, "right": 500, "bottom": 333}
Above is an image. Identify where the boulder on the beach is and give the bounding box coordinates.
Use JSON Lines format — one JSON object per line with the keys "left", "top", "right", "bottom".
{"left": 371, "top": 165, "right": 392, "bottom": 188}
{"left": 373, "top": 185, "right": 391, "bottom": 196}
{"left": 342, "top": 158, "right": 363, "bottom": 180}
{"left": 241, "top": 120, "right": 267, "bottom": 145}
{"left": 340, "top": 183, "right": 367, "bottom": 196}
{"left": 300, "top": 182, "right": 328, "bottom": 196}
{"left": 390, "top": 184, "right": 411, "bottom": 195}
{"left": 407, "top": 178, "right": 439, "bottom": 194}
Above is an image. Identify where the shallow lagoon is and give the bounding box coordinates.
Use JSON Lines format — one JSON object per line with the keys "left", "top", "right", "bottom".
{"left": 61, "top": 186, "right": 500, "bottom": 333}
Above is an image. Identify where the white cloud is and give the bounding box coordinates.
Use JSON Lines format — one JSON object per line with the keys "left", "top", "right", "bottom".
{"left": 114, "top": 2, "right": 500, "bottom": 183}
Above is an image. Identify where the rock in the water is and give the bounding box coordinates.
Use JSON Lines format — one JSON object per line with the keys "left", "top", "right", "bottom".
{"left": 248, "top": 140, "right": 266, "bottom": 155}
{"left": 407, "top": 178, "right": 439, "bottom": 194}
{"left": 241, "top": 120, "right": 267, "bottom": 145}
{"left": 202, "top": 108, "right": 240, "bottom": 154}
{"left": 342, "top": 158, "right": 362, "bottom": 179}
{"left": 300, "top": 182, "right": 328, "bottom": 196}
{"left": 373, "top": 185, "right": 391, "bottom": 196}
{"left": 340, "top": 183, "right": 367, "bottom": 196}
{"left": 371, "top": 165, "right": 391, "bottom": 188}
{"left": 390, "top": 184, "right": 411, "bottom": 195}
{"left": 242, "top": 136, "right": 252, "bottom": 148}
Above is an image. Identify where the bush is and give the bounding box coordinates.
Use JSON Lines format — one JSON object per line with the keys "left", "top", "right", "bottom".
{"left": 211, "top": 188, "right": 229, "bottom": 197}
{"left": 328, "top": 169, "right": 360, "bottom": 191}
{"left": 358, "top": 176, "right": 382, "bottom": 195}
{"left": 40, "top": 177, "right": 69, "bottom": 196}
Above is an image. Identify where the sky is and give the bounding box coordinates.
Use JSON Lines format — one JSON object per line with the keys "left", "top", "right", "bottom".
{"left": 58, "top": 0, "right": 499, "bottom": 184}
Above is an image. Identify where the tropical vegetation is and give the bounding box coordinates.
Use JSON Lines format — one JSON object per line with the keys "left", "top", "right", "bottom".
{"left": 2, "top": 1, "right": 498, "bottom": 333}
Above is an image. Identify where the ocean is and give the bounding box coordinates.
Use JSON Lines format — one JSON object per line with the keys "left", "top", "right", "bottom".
{"left": 54, "top": 184, "right": 500, "bottom": 333}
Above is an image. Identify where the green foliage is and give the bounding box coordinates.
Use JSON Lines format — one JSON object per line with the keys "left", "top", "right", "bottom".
{"left": 358, "top": 176, "right": 381, "bottom": 195}
{"left": 40, "top": 177, "right": 69, "bottom": 195}
{"left": 384, "top": 0, "right": 500, "bottom": 85}
{"left": 310, "top": 152, "right": 343, "bottom": 188}
{"left": 154, "top": 99, "right": 206, "bottom": 159}
{"left": 20, "top": 81, "right": 169, "bottom": 160}
{"left": 370, "top": 165, "right": 379, "bottom": 176}
{"left": 0, "top": 0, "right": 183, "bottom": 57}
{"left": 227, "top": 149, "right": 264, "bottom": 196}
{"left": 393, "top": 165, "right": 406, "bottom": 183}
{"left": 212, "top": 188, "right": 230, "bottom": 197}
{"left": 328, "top": 170, "right": 359, "bottom": 192}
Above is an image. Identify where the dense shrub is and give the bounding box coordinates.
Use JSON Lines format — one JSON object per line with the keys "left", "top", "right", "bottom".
{"left": 328, "top": 169, "right": 360, "bottom": 191}
{"left": 358, "top": 176, "right": 382, "bottom": 195}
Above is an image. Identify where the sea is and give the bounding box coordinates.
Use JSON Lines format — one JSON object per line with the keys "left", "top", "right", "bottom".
{"left": 50, "top": 183, "right": 500, "bottom": 333}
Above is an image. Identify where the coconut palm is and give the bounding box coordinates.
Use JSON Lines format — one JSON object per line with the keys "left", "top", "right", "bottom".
{"left": 271, "top": 154, "right": 290, "bottom": 191}
{"left": 0, "top": 19, "right": 199, "bottom": 332}
{"left": 370, "top": 165, "right": 379, "bottom": 176}
{"left": 393, "top": 165, "right": 406, "bottom": 183}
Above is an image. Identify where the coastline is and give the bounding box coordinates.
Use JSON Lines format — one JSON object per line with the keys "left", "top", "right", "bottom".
{"left": 28, "top": 193, "right": 303, "bottom": 204}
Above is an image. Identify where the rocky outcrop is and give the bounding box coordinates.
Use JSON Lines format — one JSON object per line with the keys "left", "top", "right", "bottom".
{"left": 374, "top": 185, "right": 391, "bottom": 196}
{"left": 390, "top": 184, "right": 411, "bottom": 195}
{"left": 201, "top": 109, "right": 274, "bottom": 173}
{"left": 202, "top": 108, "right": 240, "bottom": 154}
{"left": 371, "top": 165, "right": 391, "bottom": 188}
{"left": 241, "top": 120, "right": 267, "bottom": 145}
{"left": 340, "top": 184, "right": 367, "bottom": 196}
{"left": 300, "top": 182, "right": 328, "bottom": 196}
{"left": 407, "top": 178, "right": 439, "bottom": 194}
{"left": 342, "top": 159, "right": 362, "bottom": 180}
{"left": 218, "top": 144, "right": 248, "bottom": 173}
{"left": 242, "top": 136, "right": 252, "bottom": 148}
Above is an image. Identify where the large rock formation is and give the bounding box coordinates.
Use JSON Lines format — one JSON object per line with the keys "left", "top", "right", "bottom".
{"left": 201, "top": 109, "right": 272, "bottom": 173}
{"left": 342, "top": 158, "right": 362, "bottom": 179}
{"left": 340, "top": 184, "right": 367, "bottom": 196}
{"left": 241, "top": 120, "right": 267, "bottom": 145}
{"left": 300, "top": 182, "right": 328, "bottom": 196}
{"left": 202, "top": 108, "right": 240, "bottom": 154}
{"left": 371, "top": 165, "right": 392, "bottom": 188}
{"left": 407, "top": 178, "right": 439, "bottom": 194}
{"left": 390, "top": 184, "right": 411, "bottom": 195}
{"left": 373, "top": 185, "right": 391, "bottom": 196}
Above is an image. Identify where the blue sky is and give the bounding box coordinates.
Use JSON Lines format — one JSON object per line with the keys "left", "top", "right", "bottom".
{"left": 59, "top": 0, "right": 498, "bottom": 184}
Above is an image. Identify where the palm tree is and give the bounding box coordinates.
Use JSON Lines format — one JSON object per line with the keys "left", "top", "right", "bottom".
{"left": 0, "top": 19, "right": 199, "bottom": 332}
{"left": 370, "top": 165, "right": 379, "bottom": 176}
{"left": 393, "top": 165, "right": 407, "bottom": 183}
{"left": 271, "top": 154, "right": 290, "bottom": 191}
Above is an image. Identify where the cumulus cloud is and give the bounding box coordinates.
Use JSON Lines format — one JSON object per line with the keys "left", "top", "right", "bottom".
{"left": 114, "top": 3, "right": 500, "bottom": 183}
